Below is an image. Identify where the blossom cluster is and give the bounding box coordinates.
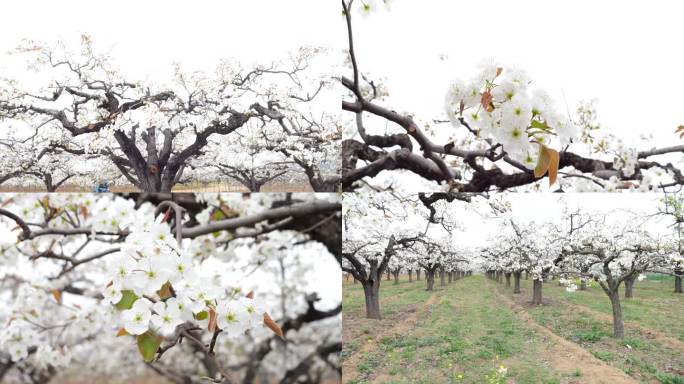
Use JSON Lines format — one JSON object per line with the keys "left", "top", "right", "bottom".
{"left": 104, "top": 213, "right": 266, "bottom": 339}
{"left": 612, "top": 142, "right": 639, "bottom": 178}
{"left": 445, "top": 63, "right": 578, "bottom": 168}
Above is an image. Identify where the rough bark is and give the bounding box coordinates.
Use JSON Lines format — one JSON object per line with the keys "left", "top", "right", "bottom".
{"left": 426, "top": 269, "right": 435, "bottom": 291}
{"left": 532, "top": 279, "right": 543, "bottom": 305}
{"left": 608, "top": 290, "right": 625, "bottom": 339}
{"left": 513, "top": 271, "right": 521, "bottom": 294}
{"left": 362, "top": 280, "right": 381, "bottom": 319}
{"left": 624, "top": 276, "right": 636, "bottom": 298}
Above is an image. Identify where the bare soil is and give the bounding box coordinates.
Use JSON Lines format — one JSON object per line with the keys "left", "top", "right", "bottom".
{"left": 341, "top": 293, "right": 438, "bottom": 383}
{"left": 491, "top": 284, "right": 638, "bottom": 384}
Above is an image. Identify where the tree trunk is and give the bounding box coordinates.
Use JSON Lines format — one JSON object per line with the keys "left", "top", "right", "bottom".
{"left": 393, "top": 270, "right": 399, "bottom": 285}
{"left": 426, "top": 270, "right": 435, "bottom": 291}
{"left": 608, "top": 289, "right": 624, "bottom": 338}
{"left": 345, "top": 274, "right": 350, "bottom": 282}
{"left": 532, "top": 279, "right": 543, "bottom": 305}
{"left": 439, "top": 269, "right": 445, "bottom": 287}
{"left": 505, "top": 272, "right": 511, "bottom": 288}
{"left": 408, "top": 269, "right": 413, "bottom": 282}
{"left": 386, "top": 271, "right": 390, "bottom": 281}
{"left": 362, "top": 281, "right": 382, "bottom": 319}
{"left": 580, "top": 279, "right": 587, "bottom": 291}
{"left": 416, "top": 269, "right": 421, "bottom": 280}
{"left": 624, "top": 276, "right": 635, "bottom": 298}
{"left": 676, "top": 274, "right": 682, "bottom": 293}
{"left": 513, "top": 271, "right": 521, "bottom": 294}
{"left": 448, "top": 272, "right": 452, "bottom": 283}
{"left": 44, "top": 174, "right": 56, "bottom": 192}
{"left": 525, "top": 271, "right": 529, "bottom": 280}
{"left": 249, "top": 179, "right": 263, "bottom": 192}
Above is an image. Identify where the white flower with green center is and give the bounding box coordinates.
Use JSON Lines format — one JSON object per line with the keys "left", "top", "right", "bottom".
{"left": 9, "top": 343, "right": 28, "bottom": 362}
{"left": 170, "top": 254, "right": 197, "bottom": 284}
{"left": 499, "top": 125, "right": 529, "bottom": 157}
{"left": 122, "top": 299, "right": 151, "bottom": 335}
{"left": 217, "top": 300, "right": 250, "bottom": 337}
{"left": 110, "top": 254, "right": 136, "bottom": 287}
{"left": 131, "top": 257, "right": 172, "bottom": 295}
{"left": 103, "top": 282, "right": 122, "bottom": 304}
{"left": 237, "top": 296, "right": 265, "bottom": 327}
{"left": 151, "top": 301, "right": 182, "bottom": 336}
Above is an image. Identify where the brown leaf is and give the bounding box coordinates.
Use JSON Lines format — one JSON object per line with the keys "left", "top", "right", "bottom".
{"left": 79, "top": 205, "right": 89, "bottom": 220}
{"left": 116, "top": 328, "right": 129, "bottom": 337}
{"left": 51, "top": 289, "right": 62, "bottom": 305}
{"left": 481, "top": 90, "right": 494, "bottom": 112}
{"left": 245, "top": 291, "right": 254, "bottom": 299}
{"left": 207, "top": 308, "right": 218, "bottom": 333}
{"left": 546, "top": 147, "right": 560, "bottom": 186}
{"left": 263, "top": 312, "right": 284, "bottom": 339}
{"left": 534, "top": 145, "right": 560, "bottom": 186}
{"left": 157, "top": 282, "right": 173, "bottom": 300}
{"left": 534, "top": 145, "right": 551, "bottom": 178}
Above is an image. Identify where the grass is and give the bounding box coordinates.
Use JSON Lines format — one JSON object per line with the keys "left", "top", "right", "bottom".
{"left": 343, "top": 276, "right": 564, "bottom": 383}
{"left": 527, "top": 275, "right": 684, "bottom": 342}
{"left": 496, "top": 277, "right": 684, "bottom": 383}
{"left": 343, "top": 274, "right": 684, "bottom": 384}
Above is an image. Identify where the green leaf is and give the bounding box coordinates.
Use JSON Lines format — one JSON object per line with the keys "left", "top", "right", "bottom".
{"left": 115, "top": 290, "right": 138, "bottom": 310}
{"left": 136, "top": 331, "right": 162, "bottom": 362}
{"left": 530, "top": 119, "right": 550, "bottom": 131}
{"left": 211, "top": 209, "right": 226, "bottom": 221}
{"left": 195, "top": 310, "right": 208, "bottom": 321}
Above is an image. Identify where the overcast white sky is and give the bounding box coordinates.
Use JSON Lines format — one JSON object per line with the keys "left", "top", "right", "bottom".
{"left": 0, "top": 0, "right": 339, "bottom": 80}
{"left": 350, "top": 0, "right": 684, "bottom": 148}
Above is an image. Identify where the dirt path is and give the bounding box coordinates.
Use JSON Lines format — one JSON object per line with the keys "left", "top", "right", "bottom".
{"left": 342, "top": 292, "right": 439, "bottom": 383}
{"left": 558, "top": 300, "right": 684, "bottom": 354}
{"left": 490, "top": 284, "right": 638, "bottom": 384}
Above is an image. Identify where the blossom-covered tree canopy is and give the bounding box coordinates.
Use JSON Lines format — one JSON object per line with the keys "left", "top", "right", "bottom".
{"left": 0, "top": 36, "right": 339, "bottom": 193}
